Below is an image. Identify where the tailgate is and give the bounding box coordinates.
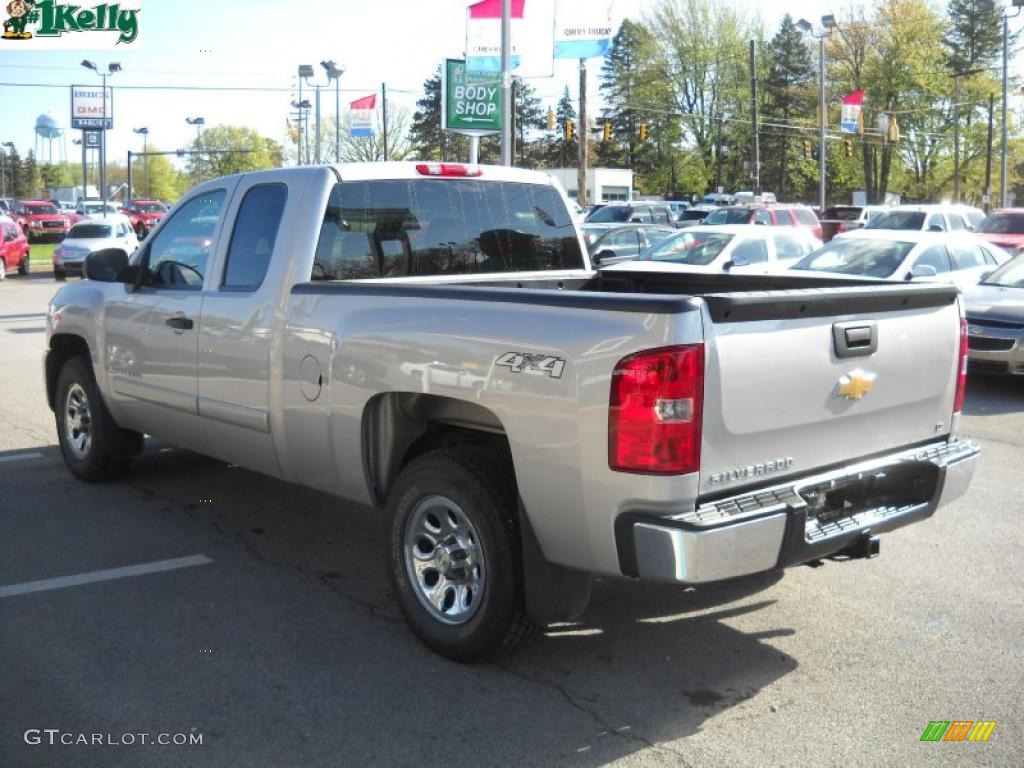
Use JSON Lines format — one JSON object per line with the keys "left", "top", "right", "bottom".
{"left": 698, "top": 284, "right": 961, "bottom": 495}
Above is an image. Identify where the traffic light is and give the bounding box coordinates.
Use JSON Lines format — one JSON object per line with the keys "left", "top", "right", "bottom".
{"left": 804, "top": 139, "right": 812, "bottom": 159}
{"left": 565, "top": 120, "right": 574, "bottom": 141}
{"left": 845, "top": 140, "right": 853, "bottom": 157}
{"left": 546, "top": 108, "right": 556, "bottom": 132}
{"left": 603, "top": 121, "right": 613, "bottom": 141}
{"left": 639, "top": 123, "right": 649, "bottom": 142}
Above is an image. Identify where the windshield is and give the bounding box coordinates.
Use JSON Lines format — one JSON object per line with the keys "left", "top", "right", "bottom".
{"left": 823, "top": 207, "right": 861, "bottom": 221}
{"left": 981, "top": 255, "right": 1024, "bottom": 287}
{"left": 792, "top": 238, "right": 915, "bottom": 277}
{"left": 135, "top": 203, "right": 167, "bottom": 213}
{"left": 83, "top": 203, "right": 117, "bottom": 213}
{"left": 642, "top": 231, "right": 734, "bottom": 265}
{"left": 702, "top": 208, "right": 753, "bottom": 225}
{"left": 26, "top": 203, "right": 59, "bottom": 214}
{"left": 69, "top": 224, "right": 112, "bottom": 239}
{"left": 976, "top": 213, "right": 1024, "bottom": 235}
{"left": 681, "top": 210, "right": 708, "bottom": 221}
{"left": 585, "top": 206, "right": 631, "bottom": 223}
{"left": 313, "top": 179, "right": 584, "bottom": 279}
{"left": 865, "top": 211, "right": 926, "bottom": 230}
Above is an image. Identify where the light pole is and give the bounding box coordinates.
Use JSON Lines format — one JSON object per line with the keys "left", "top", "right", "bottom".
{"left": 133, "top": 127, "right": 149, "bottom": 199}
{"left": 799, "top": 15, "right": 836, "bottom": 212}
{"left": 0, "top": 141, "right": 12, "bottom": 198}
{"left": 300, "top": 65, "right": 329, "bottom": 164}
{"left": 186, "top": 117, "right": 205, "bottom": 183}
{"left": 1001, "top": 1, "right": 1023, "bottom": 208}
{"left": 80, "top": 60, "right": 120, "bottom": 215}
{"left": 290, "top": 100, "right": 311, "bottom": 165}
{"left": 321, "top": 60, "right": 345, "bottom": 163}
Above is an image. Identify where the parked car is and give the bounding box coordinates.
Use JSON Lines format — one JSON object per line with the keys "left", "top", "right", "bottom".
{"left": 0, "top": 215, "right": 30, "bottom": 279}
{"left": 791, "top": 230, "right": 1009, "bottom": 287}
{"left": 864, "top": 204, "right": 985, "bottom": 233}
{"left": 675, "top": 208, "right": 712, "bottom": 228}
{"left": 697, "top": 192, "right": 735, "bottom": 207}
{"left": 52, "top": 214, "right": 138, "bottom": 281}
{"left": 733, "top": 190, "right": 777, "bottom": 204}
{"left": 11, "top": 200, "right": 69, "bottom": 242}
{"left": 583, "top": 201, "right": 675, "bottom": 227}
{"left": 0, "top": 197, "right": 14, "bottom": 214}
{"left": 581, "top": 223, "right": 678, "bottom": 265}
{"left": 701, "top": 204, "right": 823, "bottom": 239}
{"left": 973, "top": 208, "right": 1024, "bottom": 253}
{"left": 600, "top": 224, "right": 822, "bottom": 275}
{"left": 122, "top": 199, "right": 169, "bottom": 238}
{"left": 67, "top": 199, "right": 120, "bottom": 226}
{"left": 44, "top": 161, "right": 977, "bottom": 661}
{"left": 962, "top": 253, "right": 1024, "bottom": 376}
{"left": 818, "top": 205, "right": 889, "bottom": 242}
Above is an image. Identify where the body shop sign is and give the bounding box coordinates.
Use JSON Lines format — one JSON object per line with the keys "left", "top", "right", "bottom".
{"left": 70, "top": 84, "right": 113, "bottom": 129}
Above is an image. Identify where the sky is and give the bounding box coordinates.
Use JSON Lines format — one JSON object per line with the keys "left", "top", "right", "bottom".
{"left": 0, "top": 0, "right": 921, "bottom": 178}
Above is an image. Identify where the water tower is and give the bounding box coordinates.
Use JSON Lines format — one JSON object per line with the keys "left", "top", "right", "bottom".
{"left": 34, "top": 114, "right": 66, "bottom": 164}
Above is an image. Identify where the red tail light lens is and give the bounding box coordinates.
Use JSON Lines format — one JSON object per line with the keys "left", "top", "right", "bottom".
{"left": 954, "top": 317, "right": 968, "bottom": 413}
{"left": 415, "top": 163, "right": 482, "bottom": 177}
{"left": 609, "top": 345, "right": 704, "bottom": 474}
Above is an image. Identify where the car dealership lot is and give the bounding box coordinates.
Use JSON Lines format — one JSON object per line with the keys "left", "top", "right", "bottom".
{"left": 1, "top": 275, "right": 1022, "bottom": 767}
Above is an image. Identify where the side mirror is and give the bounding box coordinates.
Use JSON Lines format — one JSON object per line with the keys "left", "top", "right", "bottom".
{"left": 84, "top": 248, "right": 129, "bottom": 282}
{"left": 908, "top": 264, "right": 938, "bottom": 279}
{"left": 927, "top": 224, "right": 944, "bottom": 232}
{"left": 592, "top": 249, "right": 616, "bottom": 266}
{"left": 723, "top": 255, "right": 749, "bottom": 271}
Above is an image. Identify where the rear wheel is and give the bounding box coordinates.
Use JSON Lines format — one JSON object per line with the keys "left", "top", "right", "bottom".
{"left": 18, "top": 253, "right": 29, "bottom": 275}
{"left": 388, "top": 448, "right": 537, "bottom": 661}
{"left": 54, "top": 268, "right": 66, "bottom": 281}
{"left": 55, "top": 355, "right": 139, "bottom": 482}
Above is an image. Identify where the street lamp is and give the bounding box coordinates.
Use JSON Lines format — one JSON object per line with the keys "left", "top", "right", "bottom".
{"left": 300, "top": 64, "right": 330, "bottom": 164}
{"left": 1001, "top": 1, "right": 1024, "bottom": 208}
{"left": 133, "top": 127, "right": 149, "bottom": 199}
{"left": 290, "top": 99, "right": 311, "bottom": 166}
{"left": 186, "top": 117, "right": 205, "bottom": 182}
{"left": 798, "top": 15, "right": 836, "bottom": 212}
{"left": 1, "top": 141, "right": 13, "bottom": 198}
{"left": 297, "top": 65, "right": 314, "bottom": 164}
{"left": 321, "top": 60, "right": 345, "bottom": 163}
{"left": 80, "top": 59, "right": 120, "bottom": 214}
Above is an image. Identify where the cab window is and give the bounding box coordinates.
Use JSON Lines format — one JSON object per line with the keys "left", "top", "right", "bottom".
{"left": 145, "top": 189, "right": 227, "bottom": 289}
{"left": 222, "top": 184, "right": 287, "bottom": 290}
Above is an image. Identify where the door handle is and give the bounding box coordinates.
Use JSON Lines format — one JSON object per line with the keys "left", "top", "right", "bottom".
{"left": 165, "top": 316, "right": 194, "bottom": 330}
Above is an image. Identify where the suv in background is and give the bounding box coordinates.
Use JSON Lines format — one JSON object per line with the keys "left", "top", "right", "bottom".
{"left": 11, "top": 200, "right": 69, "bottom": 243}
{"left": 122, "top": 199, "right": 169, "bottom": 238}
{"left": 702, "top": 204, "right": 822, "bottom": 239}
{"left": 974, "top": 208, "right": 1024, "bottom": 253}
{"left": 819, "top": 205, "right": 889, "bottom": 241}
{"left": 583, "top": 201, "right": 675, "bottom": 227}
{"left": 865, "top": 204, "right": 984, "bottom": 233}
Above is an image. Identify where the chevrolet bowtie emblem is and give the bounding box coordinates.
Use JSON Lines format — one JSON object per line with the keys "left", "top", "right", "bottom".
{"left": 836, "top": 369, "right": 877, "bottom": 400}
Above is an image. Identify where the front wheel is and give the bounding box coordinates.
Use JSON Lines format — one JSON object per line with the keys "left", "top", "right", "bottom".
{"left": 388, "top": 448, "right": 537, "bottom": 662}
{"left": 55, "top": 355, "right": 139, "bottom": 482}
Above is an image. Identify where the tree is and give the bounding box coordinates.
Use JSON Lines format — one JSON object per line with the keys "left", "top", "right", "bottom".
{"left": 334, "top": 103, "right": 414, "bottom": 162}
{"left": 541, "top": 86, "right": 578, "bottom": 167}
{"left": 761, "top": 15, "right": 816, "bottom": 199}
{"left": 188, "top": 125, "right": 283, "bottom": 182}
{"left": 511, "top": 77, "right": 546, "bottom": 166}
{"left": 945, "top": 0, "right": 1010, "bottom": 73}
{"left": 136, "top": 146, "right": 187, "bottom": 201}
{"left": 409, "top": 66, "right": 468, "bottom": 162}
{"left": 599, "top": 20, "right": 658, "bottom": 171}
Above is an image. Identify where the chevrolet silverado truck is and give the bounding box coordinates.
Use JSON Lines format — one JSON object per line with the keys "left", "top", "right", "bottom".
{"left": 44, "top": 162, "right": 979, "bottom": 661}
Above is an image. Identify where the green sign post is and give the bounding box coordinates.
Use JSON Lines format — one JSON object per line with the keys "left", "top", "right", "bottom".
{"left": 442, "top": 59, "right": 502, "bottom": 135}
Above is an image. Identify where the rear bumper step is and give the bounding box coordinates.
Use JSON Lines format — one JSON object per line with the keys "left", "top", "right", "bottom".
{"left": 615, "top": 439, "right": 979, "bottom": 584}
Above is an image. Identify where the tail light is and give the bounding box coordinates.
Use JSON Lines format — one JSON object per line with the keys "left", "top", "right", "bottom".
{"left": 415, "top": 163, "right": 482, "bottom": 177}
{"left": 954, "top": 317, "right": 968, "bottom": 414}
{"left": 609, "top": 345, "right": 704, "bottom": 474}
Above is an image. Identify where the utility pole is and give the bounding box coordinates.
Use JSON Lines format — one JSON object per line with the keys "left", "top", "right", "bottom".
{"left": 985, "top": 93, "right": 995, "bottom": 213}
{"left": 1001, "top": 4, "right": 1021, "bottom": 208}
{"left": 954, "top": 76, "right": 961, "bottom": 203}
{"left": 382, "top": 83, "right": 389, "bottom": 161}
{"left": 818, "top": 36, "right": 826, "bottom": 210}
{"left": 749, "top": 40, "right": 760, "bottom": 195}
{"left": 578, "top": 59, "right": 588, "bottom": 207}
{"left": 714, "top": 115, "right": 723, "bottom": 194}
{"left": 500, "top": 0, "right": 512, "bottom": 165}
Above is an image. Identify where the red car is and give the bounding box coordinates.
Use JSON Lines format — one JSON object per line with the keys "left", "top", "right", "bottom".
{"left": 0, "top": 217, "right": 31, "bottom": 279}
{"left": 975, "top": 208, "right": 1024, "bottom": 253}
{"left": 12, "top": 200, "right": 69, "bottom": 243}
{"left": 122, "top": 199, "right": 169, "bottom": 237}
{"left": 701, "top": 204, "right": 823, "bottom": 239}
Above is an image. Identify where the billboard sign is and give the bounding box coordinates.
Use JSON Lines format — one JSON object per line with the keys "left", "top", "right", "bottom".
{"left": 71, "top": 84, "right": 113, "bottom": 129}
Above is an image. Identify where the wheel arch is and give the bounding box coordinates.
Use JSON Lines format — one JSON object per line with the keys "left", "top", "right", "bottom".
{"left": 46, "top": 334, "right": 92, "bottom": 411}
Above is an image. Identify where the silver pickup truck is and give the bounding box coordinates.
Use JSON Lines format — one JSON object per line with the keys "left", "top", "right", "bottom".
{"left": 44, "top": 162, "right": 979, "bottom": 661}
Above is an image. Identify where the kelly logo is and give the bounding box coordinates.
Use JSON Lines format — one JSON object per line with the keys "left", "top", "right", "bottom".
{"left": 2, "top": 0, "right": 139, "bottom": 44}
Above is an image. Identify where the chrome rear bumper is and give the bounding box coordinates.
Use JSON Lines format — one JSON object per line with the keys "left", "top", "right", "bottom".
{"left": 616, "top": 439, "right": 979, "bottom": 584}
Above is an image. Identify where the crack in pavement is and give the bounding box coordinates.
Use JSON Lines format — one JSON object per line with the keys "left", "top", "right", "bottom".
{"left": 124, "top": 479, "right": 402, "bottom": 625}
{"left": 498, "top": 662, "right": 694, "bottom": 765}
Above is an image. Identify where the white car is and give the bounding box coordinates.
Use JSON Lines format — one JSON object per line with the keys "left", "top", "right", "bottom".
{"left": 52, "top": 214, "right": 138, "bottom": 280}
{"left": 599, "top": 224, "right": 822, "bottom": 275}
{"left": 864, "top": 204, "right": 985, "bottom": 233}
{"left": 790, "top": 229, "right": 1010, "bottom": 287}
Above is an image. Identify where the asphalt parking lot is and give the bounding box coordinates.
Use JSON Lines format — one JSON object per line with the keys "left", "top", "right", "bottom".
{"left": 1, "top": 273, "right": 1021, "bottom": 767}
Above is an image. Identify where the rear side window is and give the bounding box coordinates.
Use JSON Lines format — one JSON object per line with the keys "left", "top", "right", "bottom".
{"left": 223, "top": 184, "right": 287, "bottom": 290}
{"left": 732, "top": 238, "right": 769, "bottom": 263}
{"left": 948, "top": 214, "right": 966, "bottom": 231}
{"left": 312, "top": 179, "right": 584, "bottom": 280}
{"left": 950, "top": 243, "right": 986, "bottom": 269}
{"left": 793, "top": 208, "right": 818, "bottom": 226}
{"left": 914, "top": 245, "right": 952, "bottom": 273}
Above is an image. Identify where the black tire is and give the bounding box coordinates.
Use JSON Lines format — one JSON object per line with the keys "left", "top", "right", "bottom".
{"left": 18, "top": 255, "right": 29, "bottom": 275}
{"left": 388, "top": 448, "right": 537, "bottom": 662}
{"left": 55, "top": 355, "right": 139, "bottom": 482}
{"left": 54, "top": 268, "right": 66, "bottom": 281}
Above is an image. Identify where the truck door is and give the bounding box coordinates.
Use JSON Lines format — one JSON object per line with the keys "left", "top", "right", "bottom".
{"left": 102, "top": 184, "right": 235, "bottom": 451}
{"left": 196, "top": 180, "right": 290, "bottom": 477}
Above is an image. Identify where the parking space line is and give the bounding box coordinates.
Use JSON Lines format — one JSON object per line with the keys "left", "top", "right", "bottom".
{"left": 0, "top": 452, "right": 45, "bottom": 463}
{"left": 0, "top": 555, "right": 213, "bottom": 598}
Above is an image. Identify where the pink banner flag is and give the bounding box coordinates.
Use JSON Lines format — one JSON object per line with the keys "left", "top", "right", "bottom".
{"left": 841, "top": 89, "right": 864, "bottom": 133}
{"left": 350, "top": 94, "right": 377, "bottom": 137}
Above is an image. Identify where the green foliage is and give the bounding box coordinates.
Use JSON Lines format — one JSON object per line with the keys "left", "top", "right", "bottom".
{"left": 187, "top": 125, "right": 283, "bottom": 183}
{"left": 945, "top": 0, "right": 1010, "bottom": 73}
